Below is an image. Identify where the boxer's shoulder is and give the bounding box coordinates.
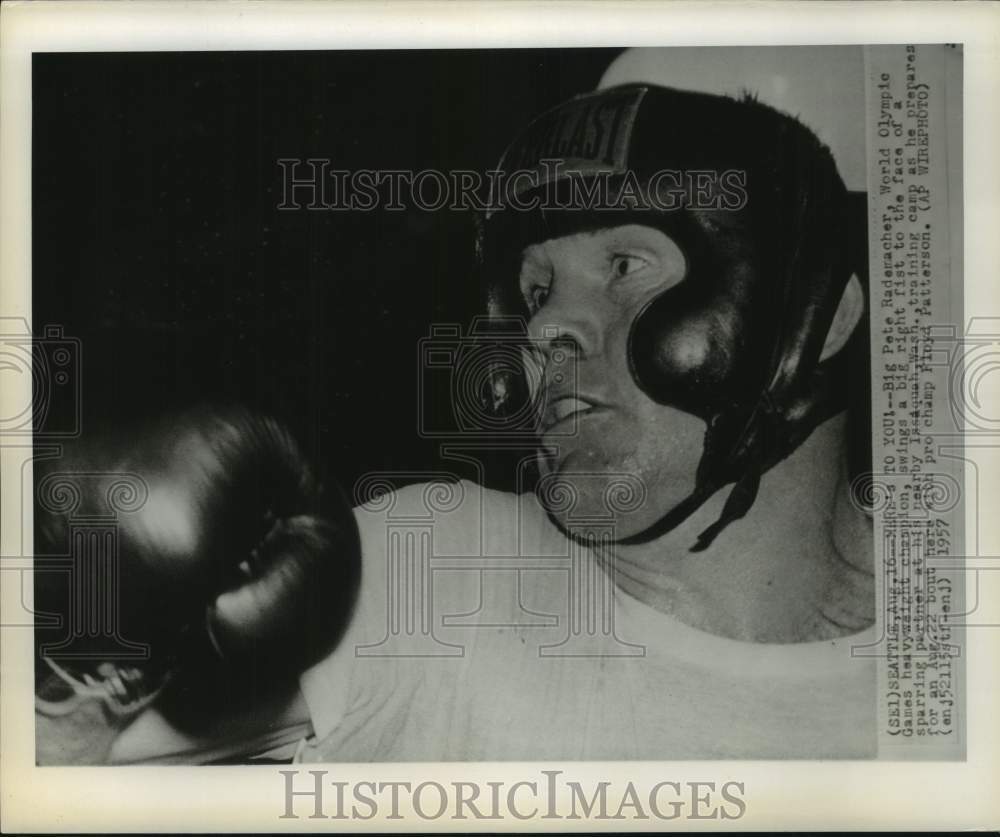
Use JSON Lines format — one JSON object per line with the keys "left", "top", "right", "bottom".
{"left": 352, "top": 479, "right": 553, "bottom": 554}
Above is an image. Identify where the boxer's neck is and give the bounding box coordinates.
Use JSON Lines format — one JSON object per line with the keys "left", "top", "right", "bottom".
{"left": 607, "top": 413, "right": 876, "bottom": 643}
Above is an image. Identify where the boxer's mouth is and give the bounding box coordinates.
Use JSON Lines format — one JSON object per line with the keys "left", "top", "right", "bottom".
{"left": 540, "top": 395, "right": 604, "bottom": 433}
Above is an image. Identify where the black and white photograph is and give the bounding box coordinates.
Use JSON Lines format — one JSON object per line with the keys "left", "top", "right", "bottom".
{"left": 1, "top": 2, "right": 998, "bottom": 832}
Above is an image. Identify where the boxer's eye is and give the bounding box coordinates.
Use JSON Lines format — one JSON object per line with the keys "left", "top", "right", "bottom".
{"left": 610, "top": 254, "right": 648, "bottom": 279}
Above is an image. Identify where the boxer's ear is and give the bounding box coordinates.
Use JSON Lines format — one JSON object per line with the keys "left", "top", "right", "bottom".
{"left": 820, "top": 274, "right": 864, "bottom": 362}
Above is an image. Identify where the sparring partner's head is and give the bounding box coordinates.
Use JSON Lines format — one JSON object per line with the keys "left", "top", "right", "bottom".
{"left": 478, "top": 73, "right": 868, "bottom": 550}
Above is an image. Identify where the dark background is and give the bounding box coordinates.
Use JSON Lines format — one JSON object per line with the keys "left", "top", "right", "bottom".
{"left": 32, "top": 49, "right": 620, "bottom": 490}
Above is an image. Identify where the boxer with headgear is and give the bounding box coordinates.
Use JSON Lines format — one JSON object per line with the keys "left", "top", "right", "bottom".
{"left": 48, "top": 50, "right": 876, "bottom": 764}
{"left": 480, "top": 80, "right": 870, "bottom": 551}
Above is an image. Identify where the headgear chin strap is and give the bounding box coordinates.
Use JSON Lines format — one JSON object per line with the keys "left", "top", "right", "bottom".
{"left": 479, "top": 80, "right": 867, "bottom": 550}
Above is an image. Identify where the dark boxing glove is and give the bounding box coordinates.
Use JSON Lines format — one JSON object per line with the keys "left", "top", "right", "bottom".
{"left": 33, "top": 404, "right": 361, "bottom": 733}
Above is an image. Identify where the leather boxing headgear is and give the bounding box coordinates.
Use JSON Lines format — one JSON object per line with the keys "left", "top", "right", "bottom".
{"left": 479, "top": 79, "right": 868, "bottom": 549}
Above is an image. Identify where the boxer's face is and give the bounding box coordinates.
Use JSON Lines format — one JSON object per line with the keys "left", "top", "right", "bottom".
{"left": 520, "top": 224, "right": 705, "bottom": 535}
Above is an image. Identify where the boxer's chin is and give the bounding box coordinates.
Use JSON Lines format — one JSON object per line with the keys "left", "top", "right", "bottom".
{"left": 534, "top": 447, "right": 694, "bottom": 540}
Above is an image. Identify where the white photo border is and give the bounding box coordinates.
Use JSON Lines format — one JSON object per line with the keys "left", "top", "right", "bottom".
{"left": 2, "top": 1, "right": 998, "bottom": 831}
